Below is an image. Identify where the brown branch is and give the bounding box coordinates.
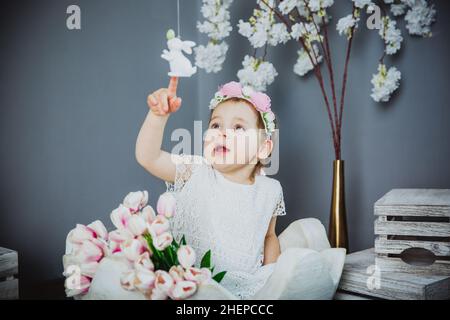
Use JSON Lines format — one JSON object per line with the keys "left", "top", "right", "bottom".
{"left": 337, "top": 6, "right": 357, "bottom": 160}
{"left": 259, "top": 0, "right": 339, "bottom": 157}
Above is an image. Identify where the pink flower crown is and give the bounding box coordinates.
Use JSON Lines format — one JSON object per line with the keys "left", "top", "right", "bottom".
{"left": 208, "top": 81, "right": 276, "bottom": 139}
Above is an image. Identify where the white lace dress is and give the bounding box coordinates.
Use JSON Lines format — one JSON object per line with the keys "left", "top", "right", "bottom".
{"left": 165, "top": 154, "right": 286, "bottom": 299}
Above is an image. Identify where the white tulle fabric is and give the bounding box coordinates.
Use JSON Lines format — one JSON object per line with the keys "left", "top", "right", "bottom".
{"left": 165, "top": 154, "right": 286, "bottom": 299}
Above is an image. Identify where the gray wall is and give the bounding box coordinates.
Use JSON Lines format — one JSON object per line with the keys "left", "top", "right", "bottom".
{"left": 1, "top": 0, "right": 449, "bottom": 298}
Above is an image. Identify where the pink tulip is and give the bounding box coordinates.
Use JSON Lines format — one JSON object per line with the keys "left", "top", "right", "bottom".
{"left": 141, "top": 205, "right": 156, "bottom": 223}
{"left": 123, "top": 191, "right": 148, "bottom": 213}
{"left": 219, "top": 81, "right": 242, "bottom": 97}
{"left": 177, "top": 245, "right": 196, "bottom": 269}
{"left": 137, "top": 235, "right": 152, "bottom": 255}
{"left": 150, "top": 286, "right": 168, "bottom": 300}
{"left": 134, "top": 252, "right": 154, "bottom": 272}
{"left": 156, "top": 192, "right": 176, "bottom": 218}
{"left": 148, "top": 215, "right": 170, "bottom": 236}
{"left": 184, "top": 267, "right": 212, "bottom": 284}
{"left": 68, "top": 224, "right": 93, "bottom": 245}
{"left": 134, "top": 268, "right": 156, "bottom": 293}
{"left": 108, "top": 228, "right": 134, "bottom": 244}
{"left": 152, "top": 232, "right": 173, "bottom": 251}
{"left": 110, "top": 204, "right": 132, "bottom": 229}
{"left": 122, "top": 238, "right": 147, "bottom": 262}
{"left": 87, "top": 220, "right": 108, "bottom": 240}
{"left": 76, "top": 239, "right": 106, "bottom": 263}
{"left": 154, "top": 270, "right": 175, "bottom": 294}
{"left": 250, "top": 91, "right": 271, "bottom": 112}
{"left": 65, "top": 275, "right": 91, "bottom": 297}
{"left": 120, "top": 270, "right": 136, "bottom": 291}
{"left": 127, "top": 215, "right": 147, "bottom": 236}
{"left": 170, "top": 280, "right": 197, "bottom": 300}
{"left": 169, "top": 265, "right": 185, "bottom": 282}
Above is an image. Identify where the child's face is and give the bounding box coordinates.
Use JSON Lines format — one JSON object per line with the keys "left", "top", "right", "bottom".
{"left": 204, "top": 100, "right": 271, "bottom": 172}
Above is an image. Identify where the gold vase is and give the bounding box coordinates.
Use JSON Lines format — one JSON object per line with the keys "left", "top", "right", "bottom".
{"left": 328, "top": 160, "right": 349, "bottom": 250}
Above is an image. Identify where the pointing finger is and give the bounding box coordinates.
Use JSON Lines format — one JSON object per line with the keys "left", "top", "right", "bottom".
{"left": 167, "top": 76, "right": 178, "bottom": 97}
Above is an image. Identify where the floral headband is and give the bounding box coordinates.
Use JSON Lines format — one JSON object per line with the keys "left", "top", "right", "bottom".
{"left": 208, "top": 81, "right": 276, "bottom": 139}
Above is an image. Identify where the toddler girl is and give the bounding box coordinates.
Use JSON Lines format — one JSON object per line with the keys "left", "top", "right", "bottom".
{"left": 135, "top": 77, "right": 286, "bottom": 299}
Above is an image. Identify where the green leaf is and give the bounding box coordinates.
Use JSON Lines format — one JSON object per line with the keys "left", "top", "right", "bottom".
{"left": 212, "top": 271, "right": 227, "bottom": 283}
{"left": 171, "top": 238, "right": 179, "bottom": 250}
{"left": 210, "top": 266, "right": 215, "bottom": 274}
{"left": 200, "top": 250, "right": 211, "bottom": 269}
{"left": 180, "top": 235, "right": 186, "bottom": 246}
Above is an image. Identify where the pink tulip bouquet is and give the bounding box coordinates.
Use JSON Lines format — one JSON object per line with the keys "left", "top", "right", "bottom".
{"left": 63, "top": 190, "right": 226, "bottom": 300}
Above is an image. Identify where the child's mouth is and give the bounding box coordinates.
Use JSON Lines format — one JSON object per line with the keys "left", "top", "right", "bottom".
{"left": 214, "top": 145, "right": 229, "bottom": 155}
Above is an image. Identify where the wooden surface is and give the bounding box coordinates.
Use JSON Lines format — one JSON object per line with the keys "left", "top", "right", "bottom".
{"left": 0, "top": 247, "right": 19, "bottom": 300}
{"left": 338, "top": 249, "right": 450, "bottom": 300}
{"left": 374, "top": 189, "right": 450, "bottom": 209}
{"left": 375, "top": 219, "right": 450, "bottom": 237}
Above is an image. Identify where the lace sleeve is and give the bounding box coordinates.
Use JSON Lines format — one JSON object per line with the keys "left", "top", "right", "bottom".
{"left": 165, "top": 154, "right": 205, "bottom": 193}
{"left": 273, "top": 183, "right": 287, "bottom": 217}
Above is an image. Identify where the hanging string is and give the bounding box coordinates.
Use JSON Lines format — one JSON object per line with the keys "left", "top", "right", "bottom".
{"left": 177, "top": 0, "right": 181, "bottom": 38}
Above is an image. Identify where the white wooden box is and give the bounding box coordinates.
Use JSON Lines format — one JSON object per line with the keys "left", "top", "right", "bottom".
{"left": 338, "top": 249, "right": 450, "bottom": 300}
{"left": 374, "top": 189, "right": 450, "bottom": 276}
{"left": 0, "top": 247, "right": 19, "bottom": 300}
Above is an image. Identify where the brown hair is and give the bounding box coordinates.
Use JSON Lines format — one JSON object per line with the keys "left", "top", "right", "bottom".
{"left": 208, "top": 97, "right": 278, "bottom": 177}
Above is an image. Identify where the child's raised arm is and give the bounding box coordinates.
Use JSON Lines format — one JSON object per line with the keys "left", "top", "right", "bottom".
{"left": 135, "top": 77, "right": 182, "bottom": 183}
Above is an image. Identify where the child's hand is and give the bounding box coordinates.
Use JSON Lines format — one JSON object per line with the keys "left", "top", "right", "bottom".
{"left": 147, "top": 77, "right": 182, "bottom": 116}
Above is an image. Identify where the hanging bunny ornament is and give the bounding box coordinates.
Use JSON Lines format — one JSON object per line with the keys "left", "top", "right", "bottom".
{"left": 161, "top": 29, "right": 197, "bottom": 78}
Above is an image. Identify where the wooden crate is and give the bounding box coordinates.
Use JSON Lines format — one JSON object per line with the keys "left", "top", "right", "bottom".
{"left": 0, "top": 247, "right": 19, "bottom": 300}
{"left": 374, "top": 189, "right": 450, "bottom": 276}
{"left": 338, "top": 249, "right": 450, "bottom": 300}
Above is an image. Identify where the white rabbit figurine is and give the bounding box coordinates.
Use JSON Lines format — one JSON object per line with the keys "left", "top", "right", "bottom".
{"left": 161, "top": 29, "right": 197, "bottom": 77}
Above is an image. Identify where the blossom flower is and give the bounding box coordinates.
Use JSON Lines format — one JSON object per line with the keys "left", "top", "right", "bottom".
{"left": 237, "top": 2, "right": 290, "bottom": 49}
{"left": 404, "top": 0, "right": 436, "bottom": 37}
{"left": 195, "top": 0, "right": 233, "bottom": 73}
{"left": 336, "top": 14, "right": 359, "bottom": 39}
{"left": 194, "top": 42, "right": 229, "bottom": 73}
{"left": 308, "top": 0, "right": 334, "bottom": 12}
{"left": 379, "top": 16, "right": 403, "bottom": 55}
{"left": 352, "top": 0, "right": 372, "bottom": 9}
{"left": 370, "top": 63, "right": 401, "bottom": 102}
{"left": 197, "top": 0, "right": 233, "bottom": 40}
{"left": 293, "top": 45, "right": 323, "bottom": 77}
{"left": 237, "top": 55, "right": 278, "bottom": 92}
{"left": 290, "top": 22, "right": 321, "bottom": 43}
{"left": 390, "top": 4, "right": 408, "bottom": 16}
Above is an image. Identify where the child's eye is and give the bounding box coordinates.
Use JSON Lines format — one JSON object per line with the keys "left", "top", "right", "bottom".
{"left": 234, "top": 124, "right": 245, "bottom": 132}
{"left": 210, "top": 123, "right": 220, "bottom": 129}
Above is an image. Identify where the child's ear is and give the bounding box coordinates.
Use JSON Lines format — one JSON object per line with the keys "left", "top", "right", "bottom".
{"left": 257, "top": 139, "right": 273, "bottom": 160}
